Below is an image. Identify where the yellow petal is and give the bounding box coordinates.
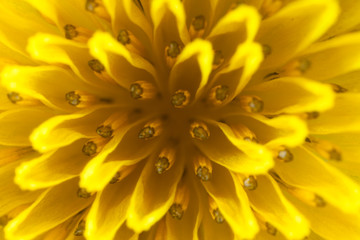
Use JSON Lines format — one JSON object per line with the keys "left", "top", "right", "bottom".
{"left": 211, "top": 42, "right": 263, "bottom": 99}
{"left": 0, "top": 160, "right": 43, "bottom": 216}
{"left": 0, "top": 0, "right": 58, "bottom": 55}
{"left": 169, "top": 39, "right": 213, "bottom": 101}
{"left": 275, "top": 146, "right": 360, "bottom": 213}
{"left": 126, "top": 154, "right": 184, "bottom": 233}
{"left": 88, "top": 31, "right": 157, "bottom": 88}
{"left": 299, "top": 33, "right": 360, "bottom": 80}
{"left": 27, "top": 33, "right": 116, "bottom": 89}
{"left": 247, "top": 175, "right": 309, "bottom": 239}
{"left": 194, "top": 122, "right": 273, "bottom": 174}
{"left": 25, "top": 0, "right": 102, "bottom": 31}
{"left": 284, "top": 187, "right": 360, "bottom": 240}
{"left": 244, "top": 77, "right": 335, "bottom": 114}
{"left": 224, "top": 114, "right": 308, "bottom": 148}
{"left": 326, "top": 70, "right": 360, "bottom": 93}
{"left": 309, "top": 93, "right": 360, "bottom": 134}
{"left": 202, "top": 164, "right": 259, "bottom": 239}
{"left": 208, "top": 5, "right": 261, "bottom": 60}
{"left": 150, "top": 0, "right": 190, "bottom": 62}
{"left": 0, "top": 108, "right": 54, "bottom": 146}
{"left": 5, "top": 178, "right": 93, "bottom": 240}
{"left": 322, "top": 0, "right": 360, "bottom": 39}
{"left": 103, "top": 0, "right": 152, "bottom": 41}
{"left": 30, "top": 107, "right": 114, "bottom": 153}
{"left": 1, "top": 65, "right": 115, "bottom": 111}
{"left": 257, "top": 0, "right": 339, "bottom": 69}
{"left": 80, "top": 122, "right": 160, "bottom": 192}
{"left": 15, "top": 140, "right": 90, "bottom": 190}
{"left": 85, "top": 167, "right": 141, "bottom": 240}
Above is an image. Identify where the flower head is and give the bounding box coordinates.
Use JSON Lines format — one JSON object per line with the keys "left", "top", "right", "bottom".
{"left": 1, "top": 0, "right": 360, "bottom": 239}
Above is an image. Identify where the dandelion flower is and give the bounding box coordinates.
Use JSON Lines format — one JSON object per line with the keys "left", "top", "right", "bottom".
{"left": 1, "top": 0, "right": 360, "bottom": 239}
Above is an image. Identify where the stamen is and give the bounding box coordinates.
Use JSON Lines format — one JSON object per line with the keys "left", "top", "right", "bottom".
{"left": 82, "top": 141, "right": 97, "bottom": 156}
{"left": 243, "top": 175, "right": 258, "bottom": 190}
{"left": 0, "top": 215, "right": 9, "bottom": 227}
{"left": 189, "top": 15, "right": 206, "bottom": 39}
{"left": 212, "top": 208, "right": 225, "bottom": 224}
{"left": 74, "top": 220, "right": 86, "bottom": 236}
{"left": 208, "top": 85, "right": 229, "bottom": 105}
{"left": 117, "top": 29, "right": 131, "bottom": 45}
{"left": 330, "top": 83, "right": 348, "bottom": 93}
{"left": 213, "top": 50, "right": 224, "bottom": 69}
{"left": 190, "top": 122, "right": 210, "bottom": 140}
{"left": 109, "top": 171, "right": 121, "bottom": 184}
{"left": 171, "top": 90, "right": 190, "bottom": 108}
{"left": 314, "top": 195, "right": 326, "bottom": 207}
{"left": 139, "top": 119, "right": 162, "bottom": 140}
{"left": 305, "top": 111, "right": 320, "bottom": 120}
{"left": 65, "top": 91, "right": 81, "bottom": 106}
{"left": 85, "top": 0, "right": 111, "bottom": 21}
{"left": 155, "top": 157, "right": 170, "bottom": 174}
{"left": 130, "top": 81, "right": 156, "bottom": 100}
{"left": 297, "top": 59, "right": 311, "bottom": 73}
{"left": 196, "top": 166, "right": 211, "bottom": 181}
{"left": 193, "top": 152, "right": 212, "bottom": 181}
{"left": 276, "top": 148, "right": 293, "bottom": 162}
{"left": 266, "top": 222, "right": 277, "bottom": 236}
{"left": 77, "top": 188, "right": 92, "bottom": 198}
{"left": 167, "top": 41, "right": 181, "bottom": 58}
{"left": 169, "top": 203, "right": 184, "bottom": 220}
{"left": 312, "top": 139, "right": 342, "bottom": 161}
{"left": 64, "top": 24, "right": 92, "bottom": 43}
{"left": 262, "top": 44, "right": 272, "bottom": 57}
{"left": 96, "top": 125, "right": 113, "bottom": 138}
{"left": 165, "top": 41, "right": 182, "bottom": 67}
{"left": 237, "top": 95, "right": 264, "bottom": 113}
{"left": 88, "top": 59, "right": 105, "bottom": 73}
{"left": 7, "top": 92, "right": 23, "bottom": 104}
{"left": 155, "top": 147, "right": 176, "bottom": 174}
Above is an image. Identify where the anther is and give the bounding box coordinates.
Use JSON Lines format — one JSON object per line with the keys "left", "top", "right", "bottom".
{"left": 0, "top": 215, "right": 9, "bottom": 227}
{"left": 138, "top": 126, "right": 155, "bottom": 139}
{"left": 77, "top": 188, "right": 92, "bottom": 198}
{"left": 96, "top": 125, "right": 113, "bottom": 138}
{"left": 229, "top": 122, "right": 258, "bottom": 142}
{"left": 237, "top": 96, "right": 264, "bottom": 113}
{"left": 130, "top": 81, "right": 156, "bottom": 100}
{"left": 109, "top": 171, "right": 121, "bottom": 184}
{"left": 208, "top": 85, "right": 229, "bottom": 105}
{"left": 82, "top": 141, "right": 97, "bottom": 156}
{"left": 66, "top": 91, "right": 81, "bottom": 106}
{"left": 85, "top": 0, "right": 111, "bottom": 21}
{"left": 212, "top": 208, "right": 225, "bottom": 224}
{"left": 213, "top": 50, "right": 224, "bottom": 69}
{"left": 64, "top": 24, "right": 91, "bottom": 43}
{"left": 169, "top": 203, "right": 184, "bottom": 220}
{"left": 88, "top": 59, "right": 105, "bottom": 73}
{"left": 330, "top": 83, "right": 348, "bottom": 93}
{"left": 306, "top": 111, "right": 320, "bottom": 120}
{"left": 155, "top": 157, "right": 170, "bottom": 174}
{"left": 312, "top": 139, "right": 342, "bottom": 161}
{"left": 171, "top": 90, "right": 190, "bottom": 108}
{"left": 190, "top": 122, "right": 210, "bottom": 140}
{"left": 7, "top": 92, "right": 23, "bottom": 104}
{"left": 74, "top": 220, "right": 86, "bottom": 236}
{"left": 264, "top": 72, "right": 280, "bottom": 81}
{"left": 276, "top": 148, "right": 293, "bottom": 162}
{"left": 189, "top": 15, "right": 206, "bottom": 39}
{"left": 297, "top": 59, "right": 311, "bottom": 73}
{"left": 138, "top": 119, "right": 162, "bottom": 140}
{"left": 117, "top": 29, "right": 131, "bottom": 45}
{"left": 243, "top": 175, "right": 257, "bottom": 190}
{"left": 314, "top": 195, "right": 326, "bottom": 207}
{"left": 266, "top": 222, "right": 277, "bottom": 236}
{"left": 165, "top": 41, "right": 182, "bottom": 67}
{"left": 196, "top": 166, "right": 211, "bottom": 181}
{"left": 262, "top": 44, "right": 272, "bottom": 57}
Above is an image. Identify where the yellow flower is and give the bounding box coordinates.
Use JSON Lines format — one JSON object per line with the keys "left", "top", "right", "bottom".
{"left": 0, "top": 0, "right": 360, "bottom": 239}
